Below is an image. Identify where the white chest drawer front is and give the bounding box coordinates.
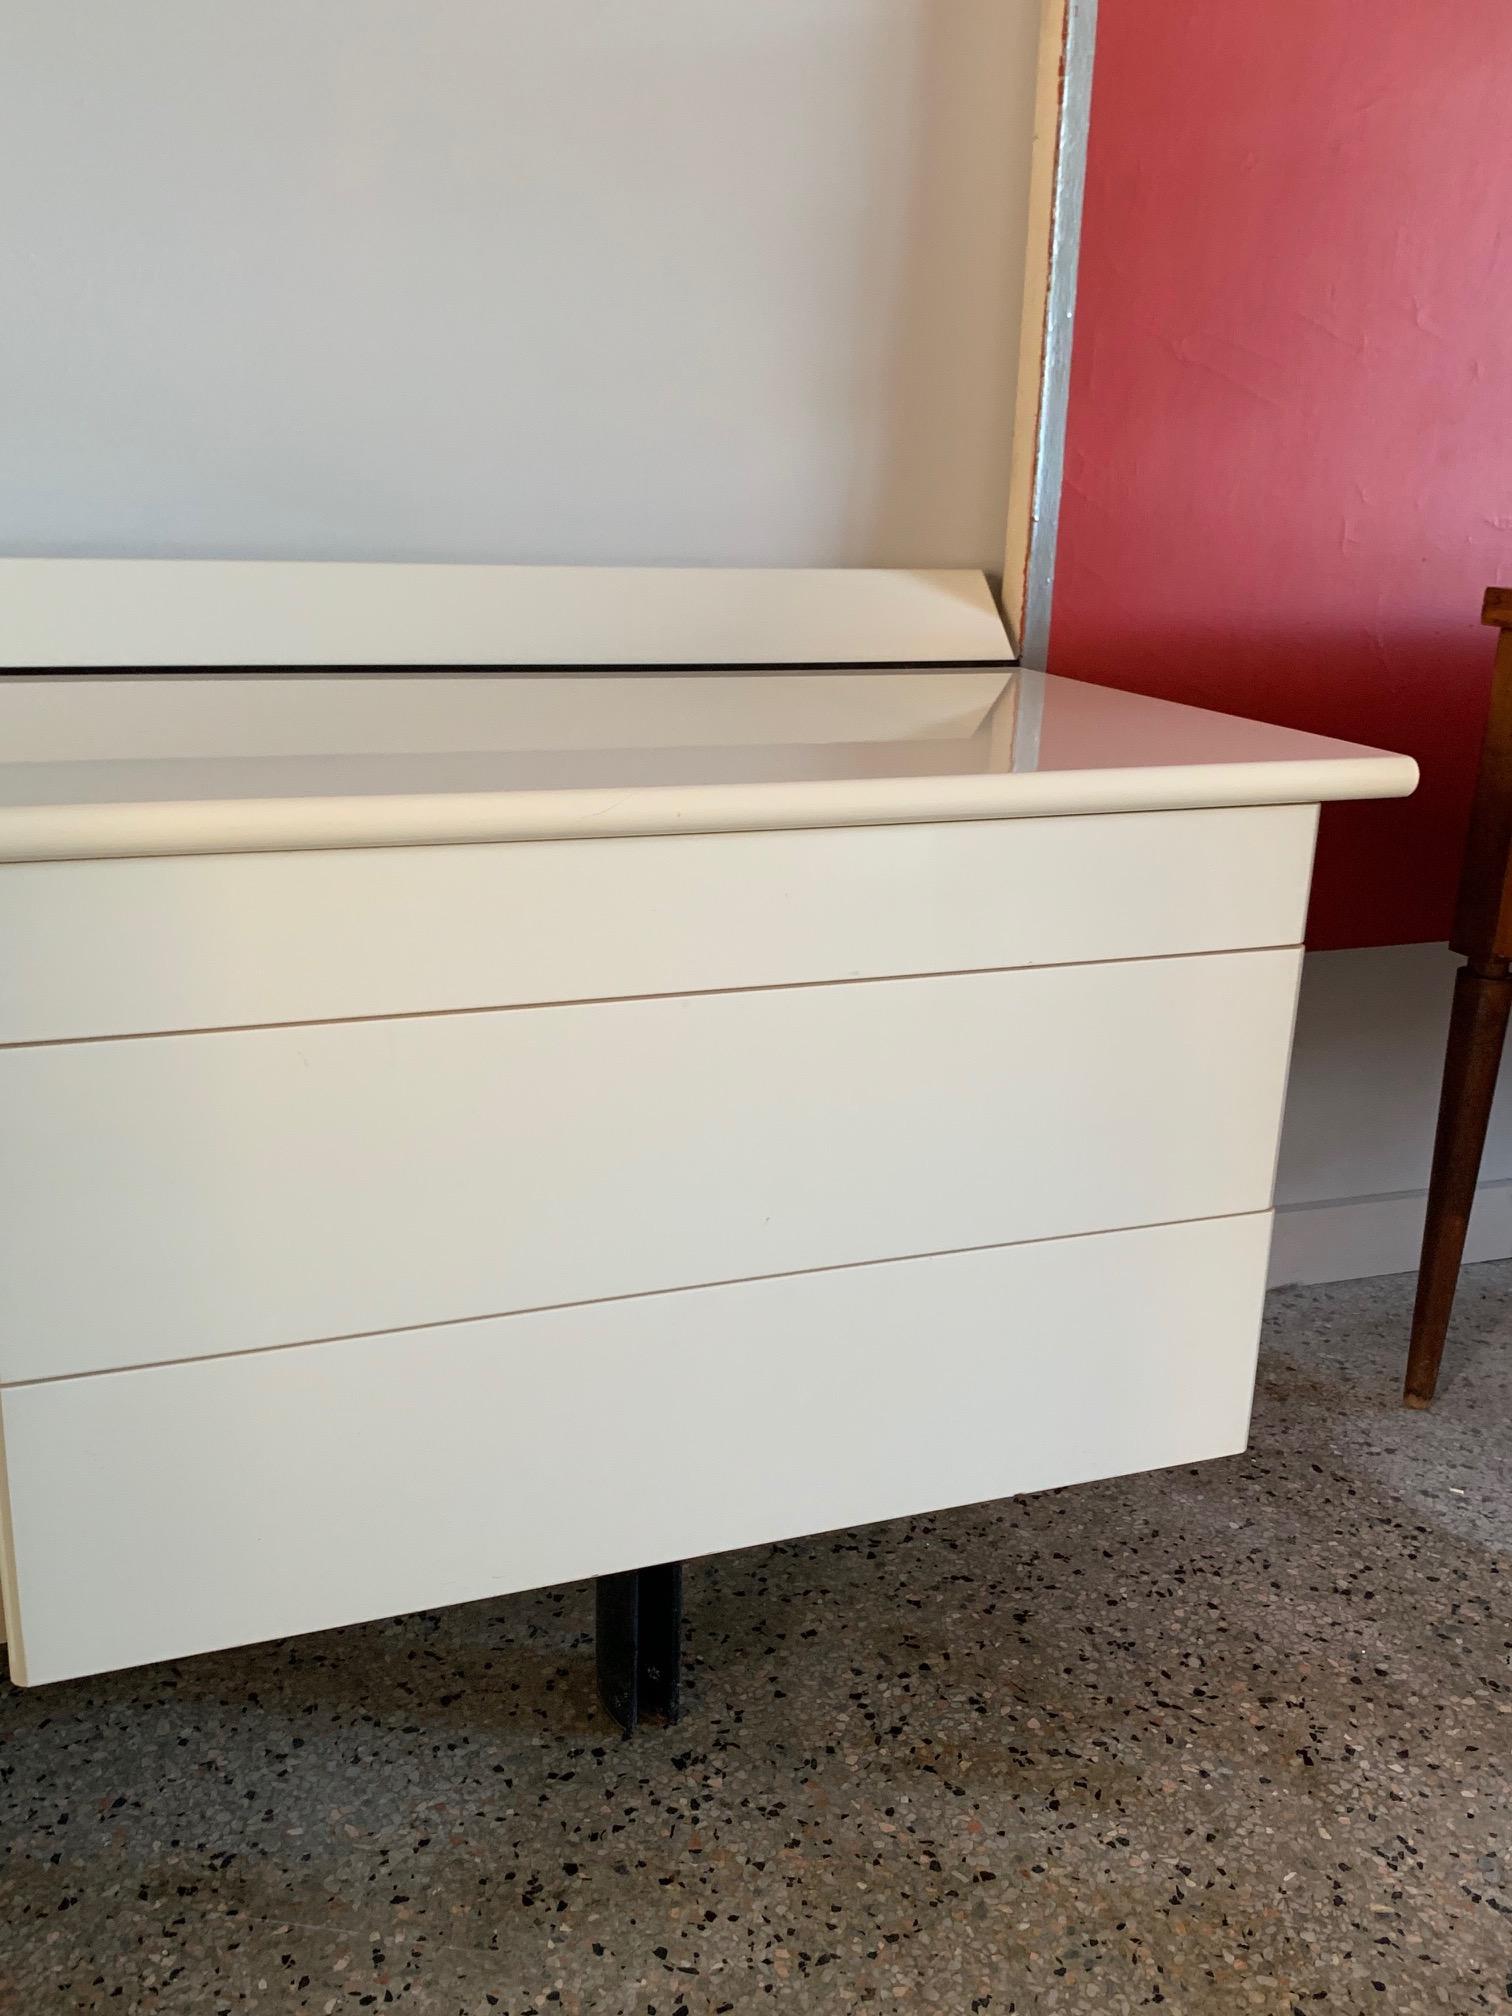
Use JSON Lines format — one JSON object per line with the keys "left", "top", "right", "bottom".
{"left": 0, "top": 950, "right": 1301, "bottom": 1383}
{"left": 0, "top": 1212, "right": 1271, "bottom": 1687}
{"left": 0, "top": 804, "right": 1316, "bottom": 1043}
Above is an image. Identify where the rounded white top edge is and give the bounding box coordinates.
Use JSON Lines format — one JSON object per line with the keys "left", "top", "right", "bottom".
{"left": 0, "top": 667, "right": 1418, "bottom": 862}
{"left": 0, "top": 758, "right": 1418, "bottom": 864}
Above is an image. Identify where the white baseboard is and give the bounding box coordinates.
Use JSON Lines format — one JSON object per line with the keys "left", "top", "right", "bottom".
{"left": 1267, "top": 942, "right": 1512, "bottom": 1287}
{"left": 1269, "top": 1178, "right": 1512, "bottom": 1287}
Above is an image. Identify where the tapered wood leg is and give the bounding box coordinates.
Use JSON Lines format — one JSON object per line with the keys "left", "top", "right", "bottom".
{"left": 1404, "top": 963, "right": 1512, "bottom": 1408}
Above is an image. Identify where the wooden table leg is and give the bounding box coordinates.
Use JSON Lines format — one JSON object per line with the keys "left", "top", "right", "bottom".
{"left": 1404, "top": 961, "right": 1512, "bottom": 1408}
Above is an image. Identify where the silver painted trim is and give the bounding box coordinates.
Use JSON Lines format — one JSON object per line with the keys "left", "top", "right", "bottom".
{"left": 1018, "top": 0, "right": 1097, "bottom": 670}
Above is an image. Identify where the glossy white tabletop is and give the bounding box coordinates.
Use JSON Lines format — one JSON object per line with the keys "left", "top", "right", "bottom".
{"left": 0, "top": 665, "right": 1415, "bottom": 861}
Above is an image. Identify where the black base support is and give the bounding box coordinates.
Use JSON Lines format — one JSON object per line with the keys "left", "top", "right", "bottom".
{"left": 595, "top": 1561, "right": 683, "bottom": 1733}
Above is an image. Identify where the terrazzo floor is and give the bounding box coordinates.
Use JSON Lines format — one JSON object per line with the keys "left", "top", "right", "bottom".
{"left": 2, "top": 1264, "right": 1509, "bottom": 2015}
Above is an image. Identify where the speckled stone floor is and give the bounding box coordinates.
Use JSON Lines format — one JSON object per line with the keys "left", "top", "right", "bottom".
{"left": 2, "top": 1264, "right": 1509, "bottom": 2015}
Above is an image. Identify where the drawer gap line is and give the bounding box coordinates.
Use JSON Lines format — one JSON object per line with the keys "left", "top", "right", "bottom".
{"left": 1, "top": 1208, "right": 1274, "bottom": 1389}
{"left": 0, "top": 943, "right": 1300, "bottom": 1050}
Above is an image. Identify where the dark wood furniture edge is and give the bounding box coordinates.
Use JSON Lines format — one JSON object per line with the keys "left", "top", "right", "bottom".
{"left": 1405, "top": 590, "right": 1512, "bottom": 1406}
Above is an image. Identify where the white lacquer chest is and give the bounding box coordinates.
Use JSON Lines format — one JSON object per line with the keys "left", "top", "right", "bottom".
{"left": 0, "top": 560, "right": 1415, "bottom": 1689}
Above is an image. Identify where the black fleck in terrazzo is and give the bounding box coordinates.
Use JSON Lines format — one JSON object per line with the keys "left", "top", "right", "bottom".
{"left": 2, "top": 1266, "right": 1509, "bottom": 2015}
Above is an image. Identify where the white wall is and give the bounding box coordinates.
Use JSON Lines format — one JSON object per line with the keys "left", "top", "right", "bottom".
{"left": 0, "top": 0, "right": 1038, "bottom": 572}
{"left": 7, "top": 6, "right": 1461, "bottom": 1302}
{"left": 1270, "top": 942, "right": 1512, "bottom": 1286}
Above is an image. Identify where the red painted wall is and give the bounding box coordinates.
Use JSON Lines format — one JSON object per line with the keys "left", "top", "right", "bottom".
{"left": 1049, "top": 1, "right": 1512, "bottom": 949}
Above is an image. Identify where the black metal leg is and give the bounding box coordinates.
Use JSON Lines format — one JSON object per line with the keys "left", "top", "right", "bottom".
{"left": 594, "top": 1569, "right": 641, "bottom": 1732}
{"left": 634, "top": 1561, "right": 682, "bottom": 1724}
{"left": 595, "top": 1561, "right": 683, "bottom": 1733}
